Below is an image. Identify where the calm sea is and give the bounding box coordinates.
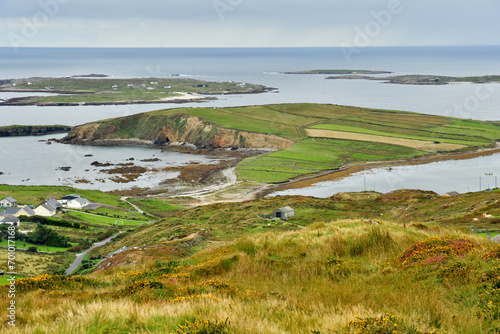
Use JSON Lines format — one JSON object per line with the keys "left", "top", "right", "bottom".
{"left": 0, "top": 46, "right": 499, "bottom": 192}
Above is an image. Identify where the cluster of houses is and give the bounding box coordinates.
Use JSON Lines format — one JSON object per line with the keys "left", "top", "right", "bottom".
{"left": 0, "top": 194, "right": 90, "bottom": 226}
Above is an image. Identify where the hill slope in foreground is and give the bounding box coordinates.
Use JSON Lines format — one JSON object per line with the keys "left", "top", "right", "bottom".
{"left": 62, "top": 103, "right": 500, "bottom": 184}
{"left": 3, "top": 190, "right": 500, "bottom": 333}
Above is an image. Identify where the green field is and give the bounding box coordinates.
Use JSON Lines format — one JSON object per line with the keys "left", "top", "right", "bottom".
{"left": 128, "top": 198, "right": 184, "bottom": 218}
{"left": 0, "top": 77, "right": 268, "bottom": 105}
{"left": 0, "top": 185, "right": 127, "bottom": 208}
{"left": 68, "top": 211, "right": 150, "bottom": 226}
{"left": 0, "top": 240, "right": 72, "bottom": 253}
{"left": 237, "top": 138, "right": 427, "bottom": 182}
{"left": 0, "top": 275, "right": 26, "bottom": 284}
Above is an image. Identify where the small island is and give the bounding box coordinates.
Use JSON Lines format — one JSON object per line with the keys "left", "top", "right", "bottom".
{"left": 0, "top": 76, "right": 274, "bottom": 106}
{"left": 285, "top": 69, "right": 393, "bottom": 75}
{"left": 0, "top": 125, "right": 71, "bottom": 137}
{"left": 326, "top": 74, "right": 500, "bottom": 85}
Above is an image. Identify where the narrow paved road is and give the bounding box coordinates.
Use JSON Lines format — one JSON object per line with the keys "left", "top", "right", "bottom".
{"left": 65, "top": 232, "right": 124, "bottom": 276}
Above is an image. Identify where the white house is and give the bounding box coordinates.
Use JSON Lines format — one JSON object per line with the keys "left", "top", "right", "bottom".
{"left": 60, "top": 194, "right": 84, "bottom": 205}
{"left": 34, "top": 203, "right": 57, "bottom": 217}
{"left": 66, "top": 197, "right": 89, "bottom": 209}
{"left": 0, "top": 197, "right": 18, "bottom": 208}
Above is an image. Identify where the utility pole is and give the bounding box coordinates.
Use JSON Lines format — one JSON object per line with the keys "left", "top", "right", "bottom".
{"left": 479, "top": 177, "right": 482, "bottom": 192}
{"left": 364, "top": 176, "right": 367, "bottom": 192}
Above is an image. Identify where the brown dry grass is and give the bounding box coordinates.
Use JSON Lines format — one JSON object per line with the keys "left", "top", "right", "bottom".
{"left": 306, "top": 129, "right": 466, "bottom": 152}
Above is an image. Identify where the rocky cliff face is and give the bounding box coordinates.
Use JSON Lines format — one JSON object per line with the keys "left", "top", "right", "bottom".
{"left": 61, "top": 113, "right": 293, "bottom": 150}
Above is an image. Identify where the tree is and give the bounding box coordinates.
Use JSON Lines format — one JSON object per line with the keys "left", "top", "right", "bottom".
{"left": 27, "top": 224, "right": 70, "bottom": 248}
{"left": 0, "top": 224, "right": 26, "bottom": 242}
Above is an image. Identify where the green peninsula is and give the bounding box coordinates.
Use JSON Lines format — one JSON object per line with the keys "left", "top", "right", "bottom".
{"left": 0, "top": 77, "right": 273, "bottom": 106}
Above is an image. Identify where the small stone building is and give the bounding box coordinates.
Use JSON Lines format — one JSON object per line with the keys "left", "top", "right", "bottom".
{"left": 272, "top": 206, "right": 295, "bottom": 220}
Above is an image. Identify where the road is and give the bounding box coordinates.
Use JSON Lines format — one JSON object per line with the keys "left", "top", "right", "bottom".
{"left": 64, "top": 231, "right": 123, "bottom": 276}
{"left": 121, "top": 197, "right": 144, "bottom": 214}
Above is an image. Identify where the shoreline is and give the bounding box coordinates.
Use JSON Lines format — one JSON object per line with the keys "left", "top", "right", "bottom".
{"left": 270, "top": 142, "right": 500, "bottom": 193}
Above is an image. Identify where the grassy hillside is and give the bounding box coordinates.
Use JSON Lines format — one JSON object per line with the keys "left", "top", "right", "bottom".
{"left": 63, "top": 103, "right": 500, "bottom": 184}
{"left": 88, "top": 189, "right": 500, "bottom": 257}
{"left": 1, "top": 190, "right": 500, "bottom": 332}
{"left": 3, "top": 217, "right": 500, "bottom": 332}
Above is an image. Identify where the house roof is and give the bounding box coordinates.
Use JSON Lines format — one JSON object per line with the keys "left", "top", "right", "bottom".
{"left": 1, "top": 196, "right": 17, "bottom": 203}
{"left": 0, "top": 215, "right": 19, "bottom": 223}
{"left": 491, "top": 235, "right": 500, "bottom": 244}
{"left": 37, "top": 203, "right": 56, "bottom": 212}
{"left": 45, "top": 197, "right": 61, "bottom": 208}
{"left": 444, "top": 191, "right": 460, "bottom": 197}
{"left": 1, "top": 208, "right": 20, "bottom": 216}
{"left": 21, "top": 206, "right": 35, "bottom": 216}
{"left": 277, "top": 206, "right": 294, "bottom": 213}
{"left": 62, "top": 194, "right": 82, "bottom": 200}
{"left": 70, "top": 197, "right": 88, "bottom": 205}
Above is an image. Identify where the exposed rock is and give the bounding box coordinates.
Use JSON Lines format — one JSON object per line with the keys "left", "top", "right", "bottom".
{"left": 60, "top": 114, "right": 294, "bottom": 151}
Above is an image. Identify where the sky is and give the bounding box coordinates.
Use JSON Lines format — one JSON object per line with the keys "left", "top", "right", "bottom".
{"left": 0, "top": 0, "right": 499, "bottom": 48}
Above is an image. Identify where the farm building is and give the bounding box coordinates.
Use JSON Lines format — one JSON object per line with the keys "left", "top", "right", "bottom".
{"left": 272, "top": 206, "right": 295, "bottom": 220}
{"left": 0, "top": 196, "right": 18, "bottom": 208}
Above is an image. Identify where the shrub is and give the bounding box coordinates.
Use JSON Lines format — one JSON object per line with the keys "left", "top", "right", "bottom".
{"left": 485, "top": 246, "right": 500, "bottom": 260}
{"left": 175, "top": 318, "right": 232, "bottom": 334}
{"left": 338, "top": 313, "right": 443, "bottom": 334}
{"left": 398, "top": 237, "right": 479, "bottom": 267}
{"left": 12, "top": 274, "right": 101, "bottom": 293}
{"left": 27, "top": 246, "right": 37, "bottom": 252}
{"left": 67, "top": 243, "right": 88, "bottom": 253}
{"left": 409, "top": 222, "right": 429, "bottom": 230}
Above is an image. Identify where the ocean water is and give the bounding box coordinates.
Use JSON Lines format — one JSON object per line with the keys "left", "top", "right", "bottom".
{"left": 0, "top": 46, "right": 499, "bottom": 192}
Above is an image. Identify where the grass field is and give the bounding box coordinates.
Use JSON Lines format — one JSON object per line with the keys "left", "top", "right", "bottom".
{"left": 237, "top": 137, "right": 428, "bottom": 183}
{"left": 0, "top": 240, "right": 72, "bottom": 253}
{"left": 306, "top": 128, "right": 466, "bottom": 152}
{"left": 68, "top": 211, "right": 150, "bottom": 226}
{"left": 127, "top": 198, "right": 184, "bottom": 218}
{"left": 0, "top": 250, "right": 74, "bottom": 276}
{"left": 0, "top": 276, "right": 25, "bottom": 284}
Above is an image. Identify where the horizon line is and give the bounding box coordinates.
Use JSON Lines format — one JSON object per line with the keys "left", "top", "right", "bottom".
{"left": 0, "top": 44, "right": 499, "bottom": 50}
